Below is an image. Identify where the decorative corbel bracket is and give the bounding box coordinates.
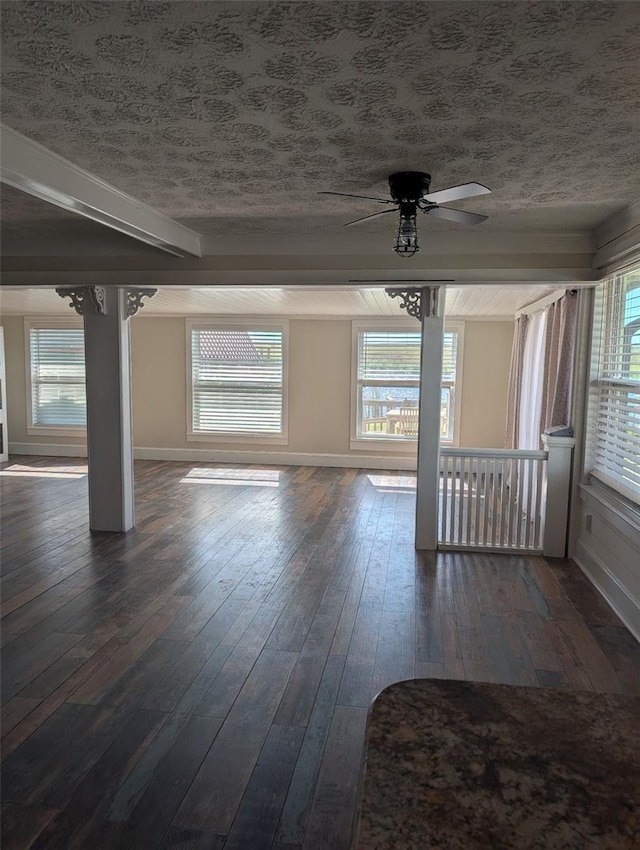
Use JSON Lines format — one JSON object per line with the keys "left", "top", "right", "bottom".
{"left": 56, "top": 286, "right": 107, "bottom": 315}
{"left": 125, "top": 288, "right": 158, "bottom": 318}
{"left": 385, "top": 286, "right": 441, "bottom": 322}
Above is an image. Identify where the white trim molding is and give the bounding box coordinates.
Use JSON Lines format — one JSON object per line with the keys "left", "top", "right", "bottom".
{"left": 593, "top": 200, "right": 640, "bottom": 273}
{"left": 8, "top": 442, "right": 418, "bottom": 471}
{"left": 1, "top": 124, "right": 202, "bottom": 257}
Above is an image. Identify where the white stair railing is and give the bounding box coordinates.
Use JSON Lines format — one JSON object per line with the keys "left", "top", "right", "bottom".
{"left": 438, "top": 448, "right": 548, "bottom": 552}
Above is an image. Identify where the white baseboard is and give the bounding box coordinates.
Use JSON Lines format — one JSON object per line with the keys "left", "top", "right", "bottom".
{"left": 133, "top": 445, "right": 417, "bottom": 470}
{"left": 574, "top": 540, "right": 640, "bottom": 643}
{"left": 9, "top": 442, "right": 88, "bottom": 457}
{"left": 9, "top": 442, "right": 417, "bottom": 471}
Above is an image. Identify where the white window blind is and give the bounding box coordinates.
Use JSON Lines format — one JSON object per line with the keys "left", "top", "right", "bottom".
{"left": 29, "top": 327, "right": 86, "bottom": 427}
{"left": 191, "top": 327, "right": 284, "bottom": 435}
{"left": 591, "top": 267, "right": 640, "bottom": 503}
{"left": 355, "top": 328, "right": 458, "bottom": 441}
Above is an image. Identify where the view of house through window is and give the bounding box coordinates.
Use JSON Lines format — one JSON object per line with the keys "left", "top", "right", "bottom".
{"left": 354, "top": 326, "right": 460, "bottom": 442}
{"left": 27, "top": 324, "right": 86, "bottom": 429}
{"left": 189, "top": 323, "right": 286, "bottom": 438}
{"left": 589, "top": 265, "right": 640, "bottom": 503}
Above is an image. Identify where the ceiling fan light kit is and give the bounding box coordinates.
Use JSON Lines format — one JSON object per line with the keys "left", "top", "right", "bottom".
{"left": 319, "top": 171, "right": 491, "bottom": 258}
{"left": 395, "top": 210, "right": 420, "bottom": 257}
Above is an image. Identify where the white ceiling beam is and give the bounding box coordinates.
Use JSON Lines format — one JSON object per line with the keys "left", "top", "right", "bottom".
{"left": 0, "top": 268, "right": 595, "bottom": 288}
{"left": 0, "top": 124, "right": 202, "bottom": 257}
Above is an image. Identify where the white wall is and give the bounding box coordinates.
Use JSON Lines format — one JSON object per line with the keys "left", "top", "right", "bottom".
{"left": 575, "top": 486, "right": 640, "bottom": 641}
{"left": 1, "top": 314, "right": 514, "bottom": 465}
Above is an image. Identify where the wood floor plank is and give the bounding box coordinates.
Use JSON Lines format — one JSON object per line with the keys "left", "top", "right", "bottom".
{"left": 3, "top": 702, "right": 130, "bottom": 809}
{"left": 174, "top": 648, "right": 298, "bottom": 833}
{"left": 1, "top": 696, "right": 42, "bottom": 736}
{"left": 372, "top": 608, "right": 415, "bottom": 697}
{"left": 67, "top": 596, "right": 191, "bottom": 706}
{"left": 19, "top": 627, "right": 121, "bottom": 701}
{"left": 336, "top": 602, "right": 383, "bottom": 707}
{"left": 481, "top": 615, "right": 539, "bottom": 686}
{"left": 302, "top": 704, "right": 368, "bottom": 850}
{"left": 2, "top": 631, "right": 85, "bottom": 702}
{"left": 30, "top": 709, "right": 166, "bottom": 849}
{"left": 275, "top": 654, "right": 345, "bottom": 846}
{"left": 157, "top": 826, "right": 226, "bottom": 849}
{"left": 224, "top": 724, "right": 305, "bottom": 850}
{"left": 275, "top": 602, "right": 342, "bottom": 726}
{"left": 1, "top": 802, "right": 58, "bottom": 850}
{"left": 114, "top": 714, "right": 222, "bottom": 847}
{"left": 193, "top": 607, "right": 280, "bottom": 719}
{"left": 1, "top": 633, "right": 125, "bottom": 760}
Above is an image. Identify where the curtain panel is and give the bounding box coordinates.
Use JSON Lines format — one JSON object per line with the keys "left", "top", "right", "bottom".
{"left": 505, "top": 292, "right": 578, "bottom": 450}
{"left": 505, "top": 315, "right": 528, "bottom": 449}
{"left": 539, "top": 291, "right": 579, "bottom": 436}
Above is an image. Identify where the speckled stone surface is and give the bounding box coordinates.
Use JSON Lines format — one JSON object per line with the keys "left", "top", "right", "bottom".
{"left": 356, "top": 679, "right": 640, "bottom": 849}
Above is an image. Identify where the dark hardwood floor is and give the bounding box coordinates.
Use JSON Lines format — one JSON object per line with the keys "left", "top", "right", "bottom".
{"left": 2, "top": 457, "right": 639, "bottom": 849}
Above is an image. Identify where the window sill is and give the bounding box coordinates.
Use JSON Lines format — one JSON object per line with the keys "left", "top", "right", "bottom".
{"left": 27, "top": 426, "right": 87, "bottom": 437}
{"left": 187, "top": 432, "right": 289, "bottom": 446}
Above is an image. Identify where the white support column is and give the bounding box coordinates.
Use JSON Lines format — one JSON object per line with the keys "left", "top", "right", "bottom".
{"left": 541, "top": 434, "right": 576, "bottom": 558}
{"left": 416, "top": 288, "right": 445, "bottom": 550}
{"left": 387, "top": 286, "right": 445, "bottom": 550}
{"left": 0, "top": 327, "right": 8, "bottom": 463}
{"left": 56, "top": 286, "right": 156, "bottom": 532}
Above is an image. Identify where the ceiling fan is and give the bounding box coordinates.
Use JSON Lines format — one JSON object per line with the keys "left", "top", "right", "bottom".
{"left": 319, "top": 171, "right": 491, "bottom": 257}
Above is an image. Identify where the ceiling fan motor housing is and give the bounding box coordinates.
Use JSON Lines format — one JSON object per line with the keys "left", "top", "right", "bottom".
{"left": 389, "top": 171, "right": 432, "bottom": 203}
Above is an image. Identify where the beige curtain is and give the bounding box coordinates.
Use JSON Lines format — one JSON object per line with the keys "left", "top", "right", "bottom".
{"left": 539, "top": 291, "right": 579, "bottom": 435}
{"left": 504, "top": 315, "right": 529, "bottom": 449}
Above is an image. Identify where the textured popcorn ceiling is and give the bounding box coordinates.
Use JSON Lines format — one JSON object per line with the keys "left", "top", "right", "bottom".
{"left": 1, "top": 0, "right": 639, "bottom": 244}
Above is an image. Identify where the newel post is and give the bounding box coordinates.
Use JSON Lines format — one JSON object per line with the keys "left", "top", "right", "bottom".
{"left": 541, "top": 434, "right": 576, "bottom": 558}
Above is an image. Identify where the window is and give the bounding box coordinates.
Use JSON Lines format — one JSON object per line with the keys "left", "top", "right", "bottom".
{"left": 25, "top": 320, "right": 86, "bottom": 433}
{"left": 588, "top": 266, "right": 640, "bottom": 503}
{"left": 351, "top": 321, "right": 463, "bottom": 447}
{"left": 188, "top": 321, "right": 288, "bottom": 441}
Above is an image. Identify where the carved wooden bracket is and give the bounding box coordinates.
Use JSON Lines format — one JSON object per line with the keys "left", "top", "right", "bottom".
{"left": 385, "top": 286, "right": 440, "bottom": 322}
{"left": 56, "top": 286, "right": 107, "bottom": 315}
{"left": 125, "top": 288, "right": 158, "bottom": 318}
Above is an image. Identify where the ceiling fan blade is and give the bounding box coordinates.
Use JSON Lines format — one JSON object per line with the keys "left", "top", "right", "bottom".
{"left": 344, "top": 208, "right": 399, "bottom": 227}
{"left": 318, "top": 191, "right": 395, "bottom": 205}
{"left": 423, "top": 182, "right": 491, "bottom": 205}
{"left": 424, "top": 206, "right": 488, "bottom": 225}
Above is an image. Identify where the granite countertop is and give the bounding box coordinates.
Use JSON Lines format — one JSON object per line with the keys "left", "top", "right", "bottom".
{"left": 355, "top": 679, "right": 640, "bottom": 849}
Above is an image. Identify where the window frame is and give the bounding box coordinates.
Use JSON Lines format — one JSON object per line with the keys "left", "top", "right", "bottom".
{"left": 24, "top": 317, "right": 87, "bottom": 437}
{"left": 186, "top": 318, "right": 289, "bottom": 444}
{"left": 586, "top": 265, "right": 640, "bottom": 505}
{"left": 350, "top": 318, "right": 464, "bottom": 451}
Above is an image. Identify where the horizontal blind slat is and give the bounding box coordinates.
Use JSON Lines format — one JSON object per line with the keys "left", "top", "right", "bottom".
{"left": 30, "top": 328, "right": 86, "bottom": 426}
